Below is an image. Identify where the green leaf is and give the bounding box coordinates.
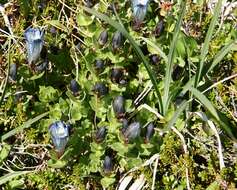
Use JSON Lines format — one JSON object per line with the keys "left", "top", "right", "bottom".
{"left": 39, "top": 86, "right": 59, "bottom": 103}
{"left": 77, "top": 13, "right": 95, "bottom": 26}
{"left": 45, "top": 20, "right": 68, "bottom": 31}
{"left": 101, "top": 176, "right": 116, "bottom": 188}
{"left": 0, "top": 171, "right": 32, "bottom": 186}
{"left": 1, "top": 112, "right": 49, "bottom": 141}
{"left": 70, "top": 101, "right": 82, "bottom": 121}
{"left": 206, "top": 181, "right": 220, "bottom": 190}
{"left": 109, "top": 142, "right": 129, "bottom": 156}
{"left": 29, "top": 71, "right": 45, "bottom": 80}
{"left": 83, "top": 6, "right": 164, "bottom": 115}
{"left": 195, "top": 0, "right": 223, "bottom": 87}
{"left": 47, "top": 159, "right": 67, "bottom": 168}
{"left": 163, "top": 0, "right": 186, "bottom": 114}
{"left": 0, "top": 144, "right": 11, "bottom": 165}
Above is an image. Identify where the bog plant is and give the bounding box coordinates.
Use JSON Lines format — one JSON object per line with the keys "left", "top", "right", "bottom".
{"left": 0, "top": 0, "right": 237, "bottom": 189}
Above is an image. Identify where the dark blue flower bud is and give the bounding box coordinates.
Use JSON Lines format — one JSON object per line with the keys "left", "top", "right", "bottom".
{"left": 95, "top": 59, "right": 105, "bottom": 71}
{"left": 95, "top": 126, "right": 107, "bottom": 143}
{"left": 154, "top": 19, "right": 164, "bottom": 37}
{"left": 103, "top": 156, "right": 113, "bottom": 174}
{"left": 24, "top": 28, "right": 44, "bottom": 65}
{"left": 172, "top": 65, "right": 184, "bottom": 81}
{"left": 123, "top": 122, "right": 141, "bottom": 142}
{"left": 132, "top": 0, "right": 149, "bottom": 22}
{"left": 121, "top": 119, "right": 128, "bottom": 134}
{"left": 112, "top": 31, "right": 123, "bottom": 51}
{"left": 70, "top": 79, "right": 80, "bottom": 95}
{"left": 113, "top": 96, "right": 125, "bottom": 119}
{"left": 49, "top": 121, "right": 69, "bottom": 154}
{"left": 98, "top": 30, "right": 108, "bottom": 46}
{"left": 9, "top": 63, "right": 17, "bottom": 81}
{"left": 93, "top": 83, "right": 108, "bottom": 97}
{"left": 145, "top": 122, "right": 154, "bottom": 143}
{"left": 84, "top": 0, "right": 95, "bottom": 8}
{"left": 150, "top": 54, "right": 160, "bottom": 65}
{"left": 111, "top": 68, "right": 123, "bottom": 83}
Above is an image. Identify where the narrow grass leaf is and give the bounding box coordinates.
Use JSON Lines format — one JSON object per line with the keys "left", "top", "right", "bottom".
{"left": 194, "top": 0, "right": 222, "bottom": 87}
{"left": 190, "top": 87, "right": 236, "bottom": 140}
{"left": 83, "top": 6, "right": 163, "bottom": 114}
{"left": 0, "top": 171, "right": 32, "bottom": 185}
{"left": 208, "top": 40, "right": 237, "bottom": 72}
{"left": 0, "top": 40, "right": 11, "bottom": 107}
{"left": 166, "top": 100, "right": 188, "bottom": 130}
{"left": 1, "top": 112, "right": 49, "bottom": 141}
{"left": 163, "top": 1, "right": 186, "bottom": 114}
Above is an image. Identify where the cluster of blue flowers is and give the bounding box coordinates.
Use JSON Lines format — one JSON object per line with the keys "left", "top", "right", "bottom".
{"left": 23, "top": 0, "right": 151, "bottom": 161}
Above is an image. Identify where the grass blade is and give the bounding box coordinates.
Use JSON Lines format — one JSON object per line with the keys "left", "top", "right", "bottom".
{"left": 208, "top": 40, "right": 237, "bottom": 72}
{"left": 166, "top": 100, "right": 188, "bottom": 130}
{"left": 1, "top": 112, "right": 49, "bottom": 141}
{"left": 194, "top": 0, "right": 222, "bottom": 87}
{"left": 181, "top": 40, "right": 236, "bottom": 96}
{"left": 0, "top": 39, "right": 11, "bottom": 107}
{"left": 0, "top": 171, "right": 32, "bottom": 185}
{"left": 163, "top": 1, "right": 186, "bottom": 114}
{"left": 190, "top": 87, "right": 236, "bottom": 140}
{"left": 83, "top": 6, "right": 163, "bottom": 114}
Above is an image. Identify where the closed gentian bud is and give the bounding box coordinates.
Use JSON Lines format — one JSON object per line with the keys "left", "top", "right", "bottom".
{"left": 113, "top": 96, "right": 125, "bottom": 119}
{"left": 70, "top": 79, "right": 80, "bottom": 96}
{"left": 145, "top": 122, "right": 154, "bottom": 143}
{"left": 123, "top": 122, "right": 141, "bottom": 142}
{"left": 95, "top": 59, "right": 105, "bottom": 71}
{"left": 98, "top": 30, "right": 108, "bottom": 46}
{"left": 150, "top": 54, "right": 160, "bottom": 65}
{"left": 121, "top": 119, "right": 128, "bottom": 134}
{"left": 132, "top": 0, "right": 149, "bottom": 23}
{"left": 49, "top": 121, "right": 69, "bottom": 155}
{"left": 24, "top": 28, "right": 44, "bottom": 65}
{"left": 112, "top": 31, "right": 123, "bottom": 51}
{"left": 154, "top": 19, "right": 164, "bottom": 37}
{"left": 172, "top": 65, "right": 184, "bottom": 81}
{"left": 103, "top": 156, "right": 113, "bottom": 174}
{"left": 93, "top": 83, "right": 108, "bottom": 97}
{"left": 84, "top": 0, "right": 95, "bottom": 8}
{"left": 111, "top": 68, "right": 123, "bottom": 83}
{"left": 9, "top": 63, "right": 17, "bottom": 81}
{"left": 95, "top": 126, "right": 107, "bottom": 143}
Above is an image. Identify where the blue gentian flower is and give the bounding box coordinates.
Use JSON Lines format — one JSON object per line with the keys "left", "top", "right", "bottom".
{"left": 132, "top": 0, "right": 149, "bottom": 22}
{"left": 49, "top": 121, "right": 69, "bottom": 153}
{"left": 24, "top": 28, "right": 44, "bottom": 64}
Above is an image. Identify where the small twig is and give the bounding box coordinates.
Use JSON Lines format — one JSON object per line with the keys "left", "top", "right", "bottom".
{"left": 194, "top": 112, "right": 225, "bottom": 170}
{"left": 129, "top": 104, "right": 164, "bottom": 121}
{"left": 202, "top": 73, "right": 237, "bottom": 93}
{"left": 171, "top": 126, "right": 190, "bottom": 190}
{"left": 134, "top": 82, "right": 153, "bottom": 106}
